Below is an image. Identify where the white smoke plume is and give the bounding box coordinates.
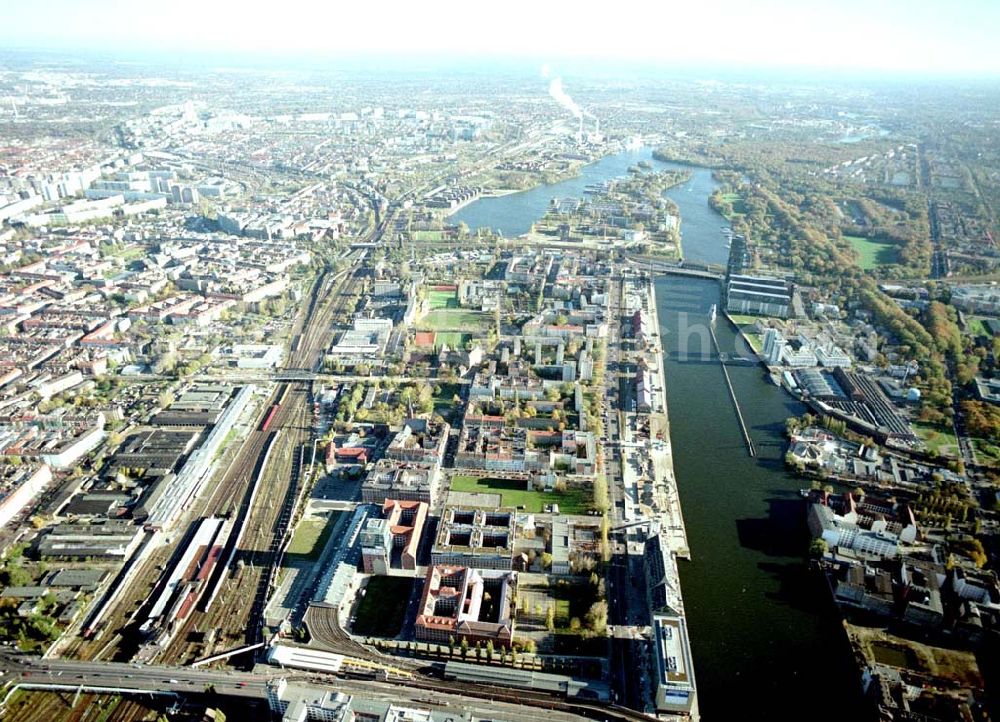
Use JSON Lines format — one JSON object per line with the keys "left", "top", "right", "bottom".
{"left": 548, "top": 77, "right": 582, "bottom": 121}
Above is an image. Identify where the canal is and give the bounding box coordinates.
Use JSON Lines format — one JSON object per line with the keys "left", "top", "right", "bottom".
{"left": 455, "top": 148, "right": 864, "bottom": 720}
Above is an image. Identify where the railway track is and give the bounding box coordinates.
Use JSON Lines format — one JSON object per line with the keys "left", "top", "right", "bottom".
{"left": 63, "top": 219, "right": 374, "bottom": 671}
{"left": 159, "top": 253, "right": 362, "bottom": 664}
{"left": 66, "top": 258, "right": 350, "bottom": 665}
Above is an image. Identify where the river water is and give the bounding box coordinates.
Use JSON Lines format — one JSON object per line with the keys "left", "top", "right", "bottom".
{"left": 455, "top": 148, "right": 864, "bottom": 720}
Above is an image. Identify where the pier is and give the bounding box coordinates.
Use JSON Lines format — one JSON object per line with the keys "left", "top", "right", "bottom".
{"left": 709, "top": 323, "right": 756, "bottom": 457}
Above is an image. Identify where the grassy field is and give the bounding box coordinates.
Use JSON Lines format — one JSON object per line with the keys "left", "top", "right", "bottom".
{"left": 412, "top": 230, "right": 447, "bottom": 241}
{"left": 428, "top": 289, "right": 458, "bottom": 310}
{"left": 719, "top": 192, "right": 747, "bottom": 215}
{"left": 743, "top": 332, "right": 763, "bottom": 353}
{"left": 286, "top": 513, "right": 341, "bottom": 561}
{"left": 450, "top": 475, "right": 590, "bottom": 514}
{"left": 728, "top": 314, "right": 762, "bottom": 326}
{"left": 965, "top": 317, "right": 996, "bottom": 338}
{"left": 847, "top": 235, "right": 898, "bottom": 269}
{"left": 352, "top": 576, "right": 413, "bottom": 637}
{"left": 115, "top": 246, "right": 148, "bottom": 263}
{"left": 421, "top": 309, "right": 490, "bottom": 331}
{"left": 913, "top": 423, "right": 959, "bottom": 458}
{"left": 434, "top": 331, "right": 470, "bottom": 349}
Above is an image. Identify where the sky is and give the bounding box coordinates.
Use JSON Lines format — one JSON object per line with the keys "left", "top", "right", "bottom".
{"left": 3, "top": 0, "right": 998, "bottom": 77}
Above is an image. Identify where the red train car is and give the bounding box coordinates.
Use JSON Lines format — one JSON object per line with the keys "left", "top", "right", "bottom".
{"left": 261, "top": 404, "right": 280, "bottom": 432}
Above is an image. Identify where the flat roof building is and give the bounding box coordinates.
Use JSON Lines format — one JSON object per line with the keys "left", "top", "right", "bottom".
{"left": 360, "top": 518, "right": 393, "bottom": 575}
{"left": 652, "top": 612, "right": 698, "bottom": 716}
{"left": 361, "top": 459, "right": 437, "bottom": 505}
{"left": 431, "top": 506, "right": 516, "bottom": 570}
{"left": 726, "top": 274, "right": 792, "bottom": 319}
{"left": 38, "top": 519, "right": 143, "bottom": 560}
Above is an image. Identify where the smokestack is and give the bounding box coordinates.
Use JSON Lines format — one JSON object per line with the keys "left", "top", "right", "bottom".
{"left": 578, "top": 116, "right": 583, "bottom": 138}
{"left": 594, "top": 116, "right": 599, "bottom": 136}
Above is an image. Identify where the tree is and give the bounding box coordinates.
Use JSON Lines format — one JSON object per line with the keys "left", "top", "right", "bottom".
{"left": 545, "top": 606, "right": 555, "bottom": 632}
{"left": 585, "top": 601, "right": 608, "bottom": 635}
{"left": 460, "top": 636, "right": 469, "bottom": 659}
{"left": 808, "top": 538, "right": 828, "bottom": 558}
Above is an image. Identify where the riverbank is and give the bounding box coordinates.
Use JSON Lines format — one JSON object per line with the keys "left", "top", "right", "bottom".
{"left": 617, "top": 273, "right": 697, "bottom": 718}
{"left": 644, "top": 280, "right": 691, "bottom": 559}
{"left": 444, "top": 189, "right": 521, "bottom": 218}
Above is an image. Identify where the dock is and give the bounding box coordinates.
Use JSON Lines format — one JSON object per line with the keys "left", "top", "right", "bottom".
{"left": 709, "top": 323, "right": 756, "bottom": 457}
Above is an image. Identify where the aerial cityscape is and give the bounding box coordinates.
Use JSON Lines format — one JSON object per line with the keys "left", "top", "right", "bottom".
{"left": 0, "top": 2, "right": 998, "bottom": 721}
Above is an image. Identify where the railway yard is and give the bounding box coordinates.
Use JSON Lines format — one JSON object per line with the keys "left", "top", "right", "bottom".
{"left": 61, "top": 255, "right": 361, "bottom": 669}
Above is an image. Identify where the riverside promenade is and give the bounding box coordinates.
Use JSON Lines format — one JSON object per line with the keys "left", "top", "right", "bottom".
{"left": 644, "top": 279, "right": 691, "bottom": 561}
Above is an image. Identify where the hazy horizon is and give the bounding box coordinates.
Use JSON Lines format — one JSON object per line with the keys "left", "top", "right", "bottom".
{"left": 2, "top": 0, "right": 999, "bottom": 78}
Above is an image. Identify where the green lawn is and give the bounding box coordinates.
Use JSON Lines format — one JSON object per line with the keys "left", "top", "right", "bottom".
{"left": 352, "top": 577, "right": 413, "bottom": 637}
{"left": 421, "top": 309, "right": 490, "bottom": 331}
{"left": 412, "top": 230, "right": 447, "bottom": 242}
{"left": 450, "top": 475, "right": 590, "bottom": 514}
{"left": 846, "top": 235, "right": 898, "bottom": 269}
{"left": 728, "top": 314, "right": 762, "bottom": 326}
{"left": 429, "top": 289, "right": 458, "bottom": 310}
{"left": 286, "top": 514, "right": 341, "bottom": 562}
{"left": 116, "top": 246, "right": 148, "bottom": 263}
{"left": 719, "top": 192, "right": 747, "bottom": 215}
{"left": 434, "top": 331, "right": 470, "bottom": 349}
{"left": 913, "top": 423, "right": 959, "bottom": 458}
{"left": 966, "top": 317, "right": 992, "bottom": 338}
{"left": 973, "top": 439, "right": 1000, "bottom": 467}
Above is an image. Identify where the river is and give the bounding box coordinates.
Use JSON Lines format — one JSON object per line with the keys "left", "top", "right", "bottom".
{"left": 454, "top": 148, "right": 864, "bottom": 720}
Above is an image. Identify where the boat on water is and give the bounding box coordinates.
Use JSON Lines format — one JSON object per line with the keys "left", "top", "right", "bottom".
{"left": 709, "top": 304, "right": 717, "bottom": 323}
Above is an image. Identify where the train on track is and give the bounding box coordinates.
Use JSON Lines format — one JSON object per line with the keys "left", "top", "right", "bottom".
{"left": 261, "top": 384, "right": 292, "bottom": 432}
